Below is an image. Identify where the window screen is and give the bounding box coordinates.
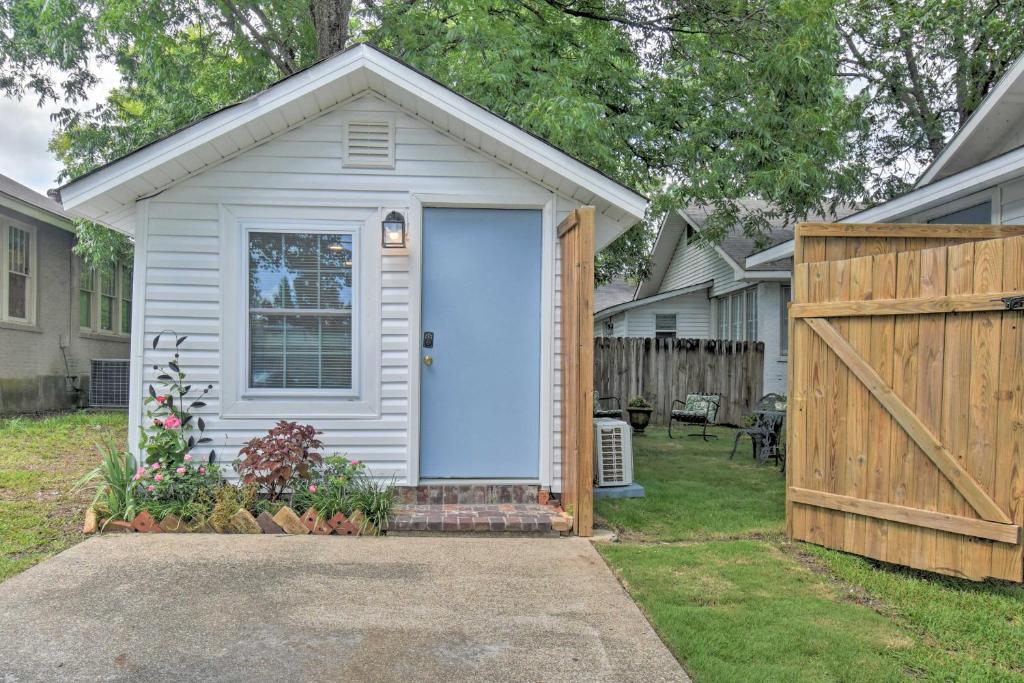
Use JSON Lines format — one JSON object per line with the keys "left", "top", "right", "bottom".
{"left": 655, "top": 313, "right": 677, "bottom": 339}
{"left": 7, "top": 226, "right": 29, "bottom": 319}
{"left": 248, "top": 231, "right": 354, "bottom": 390}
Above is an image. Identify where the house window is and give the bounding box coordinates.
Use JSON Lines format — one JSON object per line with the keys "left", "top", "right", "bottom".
{"left": 3, "top": 224, "right": 33, "bottom": 323}
{"left": 715, "top": 288, "right": 759, "bottom": 341}
{"left": 79, "top": 259, "right": 131, "bottom": 336}
{"left": 655, "top": 314, "right": 677, "bottom": 339}
{"left": 120, "top": 266, "right": 133, "bottom": 334}
{"left": 780, "top": 284, "right": 791, "bottom": 355}
{"left": 247, "top": 230, "right": 355, "bottom": 391}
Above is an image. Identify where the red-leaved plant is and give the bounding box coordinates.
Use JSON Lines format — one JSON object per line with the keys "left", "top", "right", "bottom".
{"left": 234, "top": 421, "right": 324, "bottom": 500}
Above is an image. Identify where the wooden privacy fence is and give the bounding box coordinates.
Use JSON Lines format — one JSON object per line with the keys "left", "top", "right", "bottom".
{"left": 787, "top": 223, "right": 1024, "bottom": 581}
{"left": 559, "top": 207, "right": 595, "bottom": 537}
{"left": 594, "top": 337, "right": 764, "bottom": 426}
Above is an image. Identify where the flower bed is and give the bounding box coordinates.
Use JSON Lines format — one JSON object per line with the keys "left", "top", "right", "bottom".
{"left": 77, "top": 333, "right": 395, "bottom": 537}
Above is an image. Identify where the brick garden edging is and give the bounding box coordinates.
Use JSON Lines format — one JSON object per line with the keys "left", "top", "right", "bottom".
{"left": 85, "top": 506, "right": 380, "bottom": 536}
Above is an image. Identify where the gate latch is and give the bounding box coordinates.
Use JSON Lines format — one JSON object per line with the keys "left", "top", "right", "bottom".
{"left": 999, "top": 295, "right": 1024, "bottom": 310}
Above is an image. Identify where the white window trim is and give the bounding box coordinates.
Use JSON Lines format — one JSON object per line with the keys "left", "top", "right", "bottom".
{"left": 714, "top": 286, "right": 759, "bottom": 342}
{"left": 218, "top": 205, "right": 382, "bottom": 420}
{"left": 1, "top": 221, "right": 37, "bottom": 326}
{"left": 241, "top": 220, "right": 361, "bottom": 399}
{"left": 654, "top": 313, "right": 677, "bottom": 338}
{"left": 78, "top": 259, "right": 132, "bottom": 337}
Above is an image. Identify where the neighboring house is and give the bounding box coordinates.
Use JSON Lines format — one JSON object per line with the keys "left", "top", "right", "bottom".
{"left": 0, "top": 174, "right": 130, "bottom": 414}
{"left": 748, "top": 54, "right": 1024, "bottom": 268}
{"left": 56, "top": 44, "right": 647, "bottom": 493}
{"left": 595, "top": 200, "right": 855, "bottom": 394}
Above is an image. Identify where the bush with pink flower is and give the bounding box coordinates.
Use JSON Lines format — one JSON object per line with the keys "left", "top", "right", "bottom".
{"left": 136, "top": 457, "right": 224, "bottom": 522}
{"left": 139, "top": 332, "right": 215, "bottom": 468}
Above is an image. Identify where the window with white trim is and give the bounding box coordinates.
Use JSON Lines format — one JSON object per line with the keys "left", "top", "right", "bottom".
{"left": 247, "top": 230, "right": 355, "bottom": 391}
{"left": 2, "top": 224, "right": 34, "bottom": 324}
{"left": 714, "top": 288, "right": 758, "bottom": 342}
{"left": 79, "top": 259, "right": 131, "bottom": 336}
{"left": 655, "top": 314, "right": 677, "bottom": 339}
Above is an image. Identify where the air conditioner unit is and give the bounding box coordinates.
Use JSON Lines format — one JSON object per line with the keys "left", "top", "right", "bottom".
{"left": 90, "top": 359, "right": 130, "bottom": 408}
{"left": 593, "top": 418, "right": 633, "bottom": 487}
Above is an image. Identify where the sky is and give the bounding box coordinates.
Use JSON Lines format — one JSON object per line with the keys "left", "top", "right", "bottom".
{"left": 0, "top": 60, "right": 120, "bottom": 195}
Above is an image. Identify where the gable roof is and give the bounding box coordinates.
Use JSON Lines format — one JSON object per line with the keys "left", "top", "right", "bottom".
{"left": 56, "top": 43, "right": 647, "bottom": 244}
{"left": 0, "top": 174, "right": 74, "bottom": 231}
{"left": 595, "top": 281, "right": 712, "bottom": 321}
{"left": 917, "top": 53, "right": 1024, "bottom": 186}
{"left": 636, "top": 199, "right": 854, "bottom": 298}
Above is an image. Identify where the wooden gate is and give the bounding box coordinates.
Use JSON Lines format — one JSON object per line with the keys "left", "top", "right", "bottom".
{"left": 558, "top": 207, "right": 594, "bottom": 536}
{"left": 786, "top": 223, "right": 1024, "bottom": 580}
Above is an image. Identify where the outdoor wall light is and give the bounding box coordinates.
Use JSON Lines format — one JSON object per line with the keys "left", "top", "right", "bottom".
{"left": 382, "top": 211, "right": 407, "bottom": 248}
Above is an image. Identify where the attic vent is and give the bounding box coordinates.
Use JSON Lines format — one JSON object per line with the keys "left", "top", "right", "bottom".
{"left": 343, "top": 119, "right": 394, "bottom": 168}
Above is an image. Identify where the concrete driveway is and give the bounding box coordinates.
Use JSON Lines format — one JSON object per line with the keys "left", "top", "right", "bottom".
{"left": 0, "top": 535, "right": 686, "bottom": 682}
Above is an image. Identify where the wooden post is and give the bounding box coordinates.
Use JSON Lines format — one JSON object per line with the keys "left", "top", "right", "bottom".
{"left": 558, "top": 207, "right": 595, "bottom": 536}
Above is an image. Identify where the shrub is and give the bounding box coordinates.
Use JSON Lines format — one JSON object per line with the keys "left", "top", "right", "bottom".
{"left": 139, "top": 332, "right": 215, "bottom": 467}
{"left": 76, "top": 440, "right": 140, "bottom": 524}
{"left": 347, "top": 475, "right": 396, "bottom": 534}
{"left": 209, "top": 484, "right": 257, "bottom": 530}
{"left": 291, "top": 455, "right": 365, "bottom": 519}
{"left": 628, "top": 395, "right": 652, "bottom": 409}
{"left": 234, "top": 421, "right": 323, "bottom": 500}
{"left": 135, "top": 457, "right": 223, "bottom": 522}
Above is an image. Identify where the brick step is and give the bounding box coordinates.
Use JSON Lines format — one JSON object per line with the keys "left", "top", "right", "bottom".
{"left": 396, "top": 484, "right": 542, "bottom": 505}
{"left": 387, "top": 503, "right": 572, "bottom": 535}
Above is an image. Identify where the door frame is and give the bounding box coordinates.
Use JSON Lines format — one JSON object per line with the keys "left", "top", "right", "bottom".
{"left": 408, "top": 192, "right": 556, "bottom": 485}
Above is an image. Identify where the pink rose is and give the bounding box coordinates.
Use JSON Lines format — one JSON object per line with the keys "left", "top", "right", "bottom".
{"left": 151, "top": 462, "right": 160, "bottom": 470}
{"left": 136, "top": 467, "right": 145, "bottom": 476}
{"left": 308, "top": 485, "right": 317, "bottom": 493}
{"left": 155, "top": 395, "right": 166, "bottom": 404}
{"left": 163, "top": 415, "right": 182, "bottom": 429}
{"left": 183, "top": 454, "right": 192, "bottom": 462}
{"left": 352, "top": 460, "right": 360, "bottom": 466}
{"left": 133, "top": 474, "right": 141, "bottom": 481}
{"left": 147, "top": 485, "right": 155, "bottom": 492}
{"left": 176, "top": 467, "right": 186, "bottom": 475}
{"left": 154, "top": 474, "right": 163, "bottom": 482}
{"left": 199, "top": 467, "right": 206, "bottom": 474}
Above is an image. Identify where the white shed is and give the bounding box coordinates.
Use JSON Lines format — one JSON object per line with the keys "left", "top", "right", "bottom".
{"left": 58, "top": 44, "right": 647, "bottom": 499}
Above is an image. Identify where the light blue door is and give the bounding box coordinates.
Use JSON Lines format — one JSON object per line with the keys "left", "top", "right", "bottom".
{"left": 420, "top": 208, "right": 542, "bottom": 479}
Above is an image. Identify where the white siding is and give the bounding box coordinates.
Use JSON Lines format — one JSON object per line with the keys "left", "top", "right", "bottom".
{"left": 756, "top": 282, "right": 788, "bottom": 394}
{"left": 658, "top": 237, "right": 746, "bottom": 298}
{"left": 134, "top": 94, "right": 574, "bottom": 491}
{"left": 623, "top": 294, "right": 711, "bottom": 338}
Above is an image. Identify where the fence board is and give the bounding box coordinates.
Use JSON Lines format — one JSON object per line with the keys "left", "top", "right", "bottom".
{"left": 788, "top": 225, "right": 1024, "bottom": 581}
{"left": 592, "top": 338, "right": 764, "bottom": 426}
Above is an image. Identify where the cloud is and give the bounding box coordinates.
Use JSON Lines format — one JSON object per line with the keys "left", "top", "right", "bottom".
{"left": 0, "top": 60, "right": 120, "bottom": 195}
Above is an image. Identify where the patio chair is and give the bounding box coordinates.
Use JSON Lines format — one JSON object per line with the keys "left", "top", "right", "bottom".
{"left": 730, "top": 393, "right": 787, "bottom": 469}
{"left": 593, "top": 390, "right": 624, "bottom": 419}
{"left": 668, "top": 393, "right": 721, "bottom": 441}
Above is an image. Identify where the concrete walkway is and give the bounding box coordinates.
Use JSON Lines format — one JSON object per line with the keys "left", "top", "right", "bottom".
{"left": 0, "top": 535, "right": 686, "bottom": 682}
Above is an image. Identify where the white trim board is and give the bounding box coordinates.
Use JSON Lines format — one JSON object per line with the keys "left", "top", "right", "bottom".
{"left": 58, "top": 45, "right": 647, "bottom": 236}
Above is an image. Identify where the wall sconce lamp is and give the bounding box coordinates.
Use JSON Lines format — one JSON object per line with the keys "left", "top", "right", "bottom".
{"left": 382, "top": 211, "right": 407, "bottom": 248}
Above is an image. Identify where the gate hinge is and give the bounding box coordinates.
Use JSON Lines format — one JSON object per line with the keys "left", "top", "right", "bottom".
{"left": 998, "top": 295, "right": 1024, "bottom": 311}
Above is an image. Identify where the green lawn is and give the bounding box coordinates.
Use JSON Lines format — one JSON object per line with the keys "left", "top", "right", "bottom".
{"left": 597, "top": 426, "right": 1024, "bottom": 683}
{"left": 0, "top": 411, "right": 127, "bottom": 581}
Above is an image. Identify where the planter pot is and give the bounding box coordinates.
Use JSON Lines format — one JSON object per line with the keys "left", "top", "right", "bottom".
{"left": 626, "top": 407, "right": 653, "bottom": 434}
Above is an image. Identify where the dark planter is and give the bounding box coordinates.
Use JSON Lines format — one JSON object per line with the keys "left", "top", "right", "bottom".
{"left": 626, "top": 407, "right": 653, "bottom": 434}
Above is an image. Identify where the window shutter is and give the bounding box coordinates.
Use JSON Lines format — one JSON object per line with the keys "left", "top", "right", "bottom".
{"left": 343, "top": 119, "right": 395, "bottom": 168}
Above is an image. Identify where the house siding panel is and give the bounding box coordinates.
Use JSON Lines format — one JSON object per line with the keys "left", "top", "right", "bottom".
{"left": 135, "top": 94, "right": 573, "bottom": 490}
{"left": 658, "top": 238, "right": 746, "bottom": 298}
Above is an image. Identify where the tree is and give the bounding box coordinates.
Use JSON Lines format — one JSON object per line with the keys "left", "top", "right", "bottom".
{"left": 837, "top": 0, "right": 1024, "bottom": 199}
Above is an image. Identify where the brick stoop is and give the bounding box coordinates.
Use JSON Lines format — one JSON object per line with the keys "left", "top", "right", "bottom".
{"left": 396, "top": 484, "right": 542, "bottom": 505}
{"left": 387, "top": 503, "right": 573, "bottom": 536}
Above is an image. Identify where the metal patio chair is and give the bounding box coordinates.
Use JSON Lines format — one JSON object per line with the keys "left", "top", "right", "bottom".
{"left": 730, "top": 393, "right": 787, "bottom": 469}
{"left": 668, "top": 393, "right": 722, "bottom": 441}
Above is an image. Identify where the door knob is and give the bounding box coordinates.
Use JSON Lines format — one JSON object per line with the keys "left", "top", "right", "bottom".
{"left": 423, "top": 355, "right": 433, "bottom": 366}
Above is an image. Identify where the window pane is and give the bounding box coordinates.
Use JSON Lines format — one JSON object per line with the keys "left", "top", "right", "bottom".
{"left": 8, "top": 274, "right": 26, "bottom": 319}
{"left": 79, "top": 291, "right": 91, "bottom": 328}
{"left": 731, "top": 293, "right": 742, "bottom": 339}
{"left": 100, "top": 268, "right": 115, "bottom": 296}
{"left": 79, "top": 264, "right": 94, "bottom": 291}
{"left": 120, "top": 300, "right": 132, "bottom": 334}
{"left": 121, "top": 265, "right": 132, "bottom": 300}
{"left": 100, "top": 296, "right": 114, "bottom": 331}
{"left": 746, "top": 290, "right": 757, "bottom": 341}
{"left": 717, "top": 298, "right": 728, "bottom": 339}
{"left": 8, "top": 227, "right": 29, "bottom": 275}
{"left": 247, "top": 230, "right": 354, "bottom": 390}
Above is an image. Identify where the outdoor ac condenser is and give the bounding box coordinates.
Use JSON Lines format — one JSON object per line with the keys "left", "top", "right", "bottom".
{"left": 592, "top": 418, "right": 633, "bottom": 487}
{"left": 89, "top": 359, "right": 130, "bottom": 408}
